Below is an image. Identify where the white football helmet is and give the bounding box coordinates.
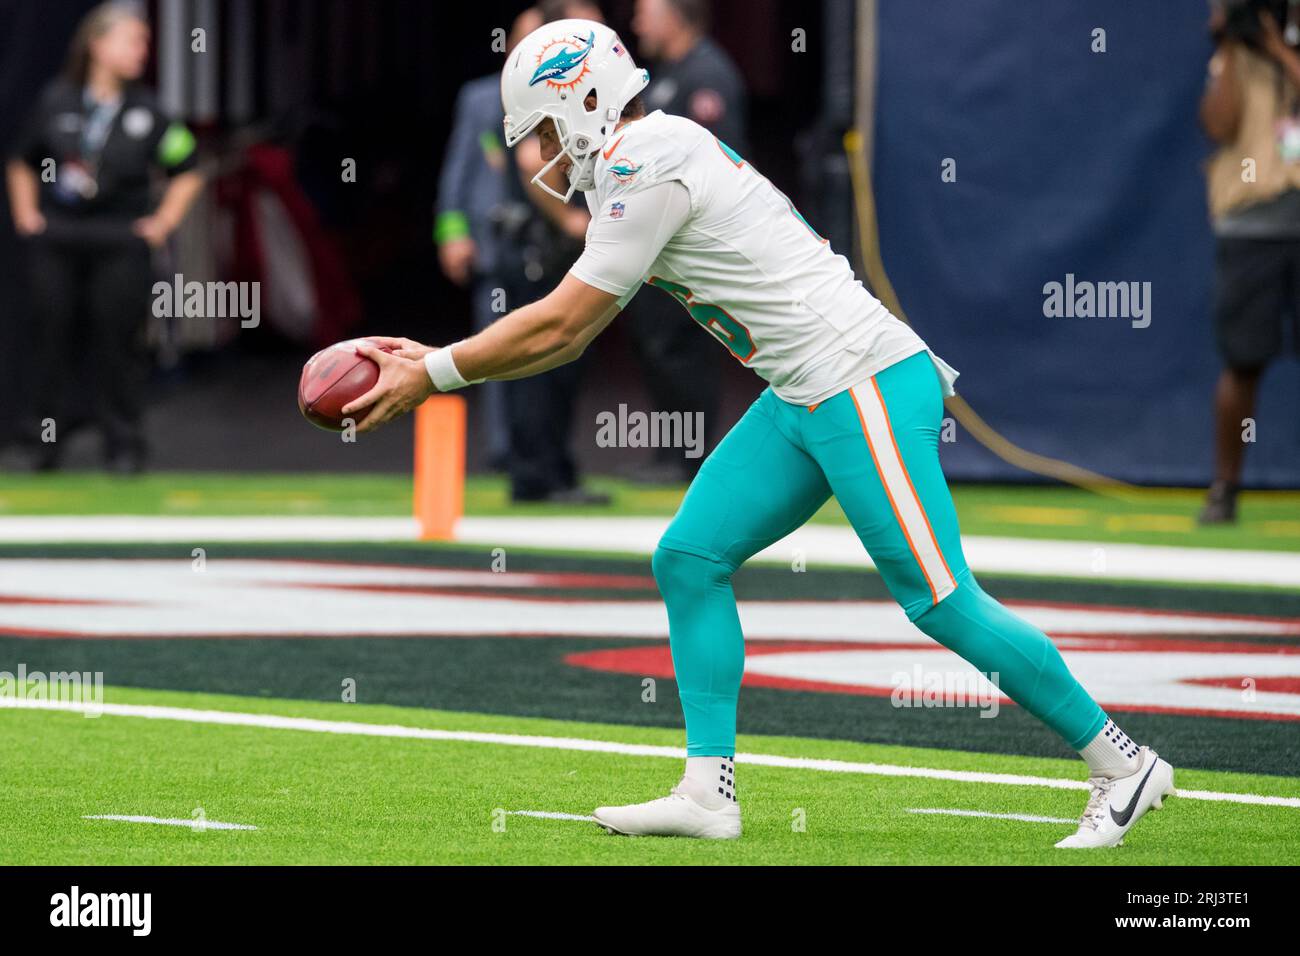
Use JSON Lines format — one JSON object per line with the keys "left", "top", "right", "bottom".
{"left": 501, "top": 18, "right": 649, "bottom": 201}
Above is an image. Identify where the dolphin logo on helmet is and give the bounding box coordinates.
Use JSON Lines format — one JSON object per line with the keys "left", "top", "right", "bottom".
{"left": 529, "top": 30, "right": 595, "bottom": 87}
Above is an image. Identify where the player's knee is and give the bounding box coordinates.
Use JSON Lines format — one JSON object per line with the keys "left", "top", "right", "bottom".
{"left": 912, "top": 578, "right": 981, "bottom": 644}
{"left": 652, "top": 544, "right": 729, "bottom": 603}
{"left": 913, "top": 593, "right": 953, "bottom": 641}
{"left": 905, "top": 569, "right": 973, "bottom": 633}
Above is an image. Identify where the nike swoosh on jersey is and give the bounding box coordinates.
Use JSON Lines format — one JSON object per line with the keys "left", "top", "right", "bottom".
{"left": 1109, "top": 762, "right": 1156, "bottom": 827}
{"left": 602, "top": 135, "right": 625, "bottom": 160}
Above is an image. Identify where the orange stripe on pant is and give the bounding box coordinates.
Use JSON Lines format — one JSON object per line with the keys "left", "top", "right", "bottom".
{"left": 871, "top": 377, "right": 957, "bottom": 590}
{"left": 849, "top": 379, "right": 957, "bottom": 605}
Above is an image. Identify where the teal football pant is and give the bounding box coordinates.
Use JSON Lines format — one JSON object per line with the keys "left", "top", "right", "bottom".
{"left": 653, "top": 350, "right": 1108, "bottom": 757}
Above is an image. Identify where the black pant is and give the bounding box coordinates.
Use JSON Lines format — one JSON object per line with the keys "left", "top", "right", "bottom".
{"left": 504, "top": 353, "right": 585, "bottom": 500}
{"left": 623, "top": 286, "right": 720, "bottom": 475}
{"left": 1214, "top": 236, "right": 1300, "bottom": 371}
{"left": 26, "top": 228, "right": 152, "bottom": 456}
{"left": 497, "top": 276, "right": 585, "bottom": 499}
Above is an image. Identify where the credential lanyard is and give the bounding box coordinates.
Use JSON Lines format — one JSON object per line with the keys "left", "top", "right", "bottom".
{"left": 80, "top": 89, "right": 123, "bottom": 174}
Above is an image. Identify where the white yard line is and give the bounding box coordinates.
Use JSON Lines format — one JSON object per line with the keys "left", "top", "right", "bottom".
{"left": 0, "top": 516, "right": 420, "bottom": 543}
{"left": 0, "top": 514, "right": 1294, "bottom": 586}
{"left": 10, "top": 697, "right": 1299, "bottom": 809}
{"left": 83, "top": 814, "right": 257, "bottom": 831}
{"left": 907, "top": 808, "right": 1077, "bottom": 825}
{"left": 506, "top": 810, "right": 595, "bottom": 822}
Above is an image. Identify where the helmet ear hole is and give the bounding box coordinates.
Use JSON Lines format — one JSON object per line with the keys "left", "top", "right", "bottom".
{"left": 583, "top": 88, "right": 599, "bottom": 112}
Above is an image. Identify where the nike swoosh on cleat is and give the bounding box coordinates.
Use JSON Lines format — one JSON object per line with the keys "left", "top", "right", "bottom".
{"left": 1110, "top": 763, "right": 1157, "bottom": 828}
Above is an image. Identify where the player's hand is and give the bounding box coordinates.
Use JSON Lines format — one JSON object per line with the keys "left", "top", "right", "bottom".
{"left": 364, "top": 336, "right": 434, "bottom": 360}
{"left": 342, "top": 343, "right": 434, "bottom": 433}
{"left": 438, "top": 237, "right": 477, "bottom": 287}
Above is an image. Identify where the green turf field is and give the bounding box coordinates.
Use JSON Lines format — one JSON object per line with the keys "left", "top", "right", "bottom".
{"left": 2, "top": 474, "right": 1297, "bottom": 866}
{"left": 3, "top": 686, "right": 1295, "bottom": 866}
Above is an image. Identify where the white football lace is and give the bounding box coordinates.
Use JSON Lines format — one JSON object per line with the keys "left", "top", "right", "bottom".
{"left": 1078, "top": 777, "right": 1116, "bottom": 831}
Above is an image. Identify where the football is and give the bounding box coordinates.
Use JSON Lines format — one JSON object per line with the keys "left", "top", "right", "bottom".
{"left": 297, "top": 338, "right": 392, "bottom": 431}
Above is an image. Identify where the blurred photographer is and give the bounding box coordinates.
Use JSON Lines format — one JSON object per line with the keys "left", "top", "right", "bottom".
{"left": 1199, "top": 0, "right": 1300, "bottom": 522}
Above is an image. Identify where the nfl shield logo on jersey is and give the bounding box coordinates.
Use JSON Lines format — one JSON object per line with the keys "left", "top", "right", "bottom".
{"left": 610, "top": 201, "right": 625, "bottom": 219}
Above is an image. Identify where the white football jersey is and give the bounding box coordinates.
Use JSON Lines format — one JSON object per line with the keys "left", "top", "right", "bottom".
{"left": 569, "top": 110, "right": 957, "bottom": 406}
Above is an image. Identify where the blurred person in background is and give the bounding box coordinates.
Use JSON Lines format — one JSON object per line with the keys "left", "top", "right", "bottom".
{"left": 634, "top": 0, "right": 748, "bottom": 155}
{"left": 500, "top": 0, "right": 612, "bottom": 504}
{"left": 436, "top": 0, "right": 610, "bottom": 503}
{"left": 5, "top": 1, "right": 202, "bottom": 474}
{"left": 624, "top": 0, "right": 749, "bottom": 482}
{"left": 1199, "top": 0, "right": 1300, "bottom": 523}
{"left": 436, "top": 6, "right": 543, "bottom": 473}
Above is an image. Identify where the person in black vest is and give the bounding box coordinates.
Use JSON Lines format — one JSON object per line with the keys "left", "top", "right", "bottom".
{"left": 626, "top": 0, "right": 749, "bottom": 482}
{"left": 491, "top": 0, "right": 612, "bottom": 504}
{"left": 5, "top": 1, "right": 203, "bottom": 473}
{"left": 634, "top": 0, "right": 749, "bottom": 156}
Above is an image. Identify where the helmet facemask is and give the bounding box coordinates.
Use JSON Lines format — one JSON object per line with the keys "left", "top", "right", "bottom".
{"left": 530, "top": 106, "right": 605, "bottom": 202}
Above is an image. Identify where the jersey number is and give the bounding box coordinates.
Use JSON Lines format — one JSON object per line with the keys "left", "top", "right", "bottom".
{"left": 648, "top": 276, "right": 756, "bottom": 363}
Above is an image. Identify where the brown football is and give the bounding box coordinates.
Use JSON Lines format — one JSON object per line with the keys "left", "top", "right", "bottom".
{"left": 297, "top": 339, "right": 392, "bottom": 432}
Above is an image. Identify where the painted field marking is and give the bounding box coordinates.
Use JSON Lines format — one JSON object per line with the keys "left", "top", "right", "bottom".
{"left": 907, "top": 808, "right": 1077, "bottom": 825}
{"left": 1, "top": 514, "right": 1298, "bottom": 587}
{"left": 11, "top": 697, "right": 1300, "bottom": 810}
{"left": 507, "top": 810, "right": 595, "bottom": 822}
{"left": 83, "top": 814, "right": 257, "bottom": 831}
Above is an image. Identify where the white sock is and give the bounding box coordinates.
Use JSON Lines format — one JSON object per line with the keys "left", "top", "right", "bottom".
{"left": 681, "top": 755, "right": 736, "bottom": 809}
{"left": 1079, "top": 718, "right": 1141, "bottom": 779}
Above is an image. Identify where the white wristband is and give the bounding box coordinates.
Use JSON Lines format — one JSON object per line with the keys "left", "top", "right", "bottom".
{"left": 424, "top": 345, "right": 477, "bottom": 392}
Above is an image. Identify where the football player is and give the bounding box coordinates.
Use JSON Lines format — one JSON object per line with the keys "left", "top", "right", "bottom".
{"left": 345, "top": 19, "right": 1174, "bottom": 847}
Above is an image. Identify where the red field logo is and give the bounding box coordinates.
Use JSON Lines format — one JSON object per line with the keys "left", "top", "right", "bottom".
{"left": 1, "top": 558, "right": 1297, "bottom": 722}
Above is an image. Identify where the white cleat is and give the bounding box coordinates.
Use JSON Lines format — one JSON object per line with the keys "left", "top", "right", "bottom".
{"left": 1056, "top": 746, "right": 1175, "bottom": 849}
{"left": 593, "top": 781, "right": 741, "bottom": 839}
